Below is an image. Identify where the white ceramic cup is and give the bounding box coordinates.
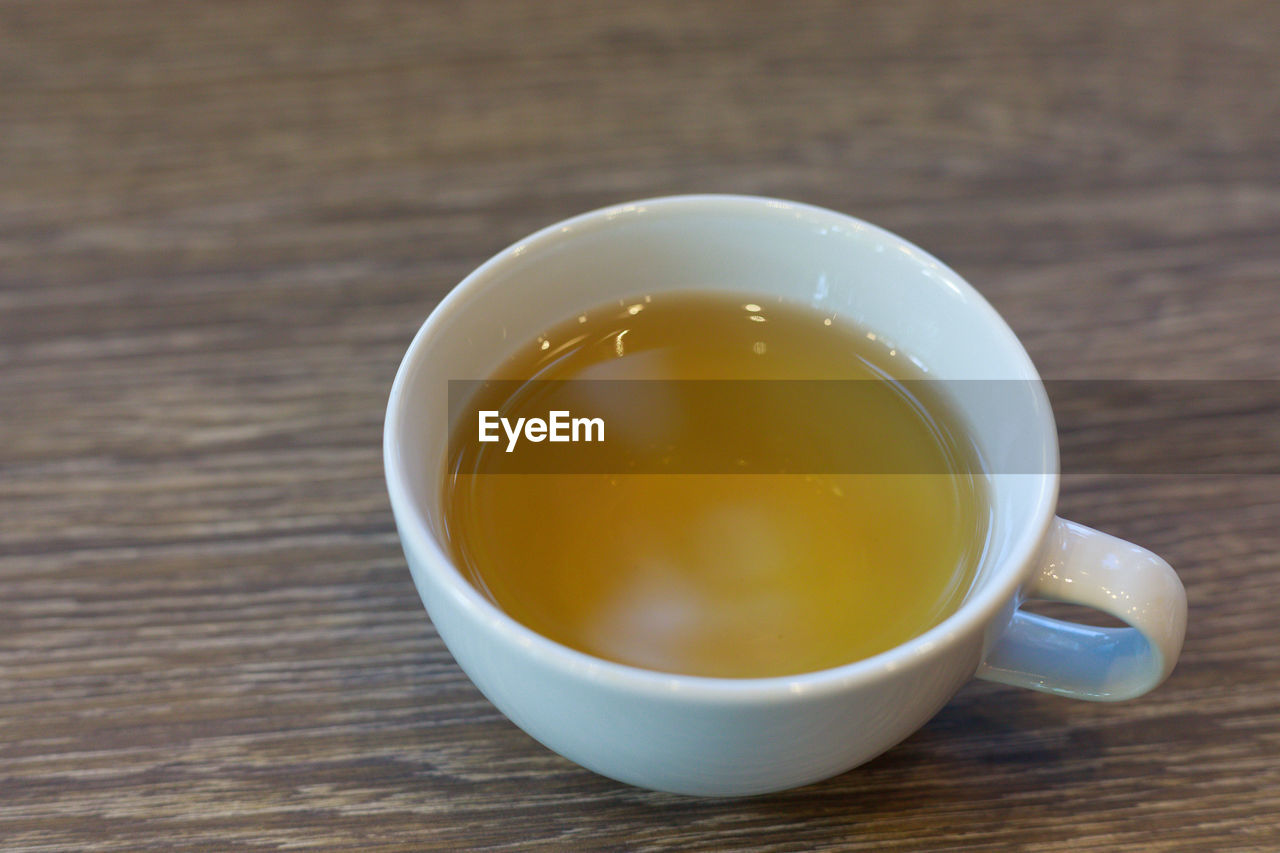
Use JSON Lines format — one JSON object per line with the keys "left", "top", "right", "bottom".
{"left": 384, "top": 195, "right": 1187, "bottom": 796}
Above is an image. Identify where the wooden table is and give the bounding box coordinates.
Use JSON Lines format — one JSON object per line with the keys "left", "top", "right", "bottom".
{"left": 3, "top": 2, "right": 1277, "bottom": 849}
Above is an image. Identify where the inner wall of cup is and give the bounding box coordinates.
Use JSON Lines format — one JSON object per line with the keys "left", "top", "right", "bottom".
{"left": 396, "top": 199, "right": 1056, "bottom": 598}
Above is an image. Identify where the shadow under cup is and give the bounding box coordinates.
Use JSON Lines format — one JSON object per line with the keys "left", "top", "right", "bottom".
{"left": 385, "top": 196, "right": 1059, "bottom": 795}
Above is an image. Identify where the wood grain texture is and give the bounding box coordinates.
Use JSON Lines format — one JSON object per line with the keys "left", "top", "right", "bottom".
{"left": 2, "top": 1, "right": 1277, "bottom": 849}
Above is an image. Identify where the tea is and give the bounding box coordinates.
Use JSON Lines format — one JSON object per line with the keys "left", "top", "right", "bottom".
{"left": 442, "top": 292, "right": 989, "bottom": 678}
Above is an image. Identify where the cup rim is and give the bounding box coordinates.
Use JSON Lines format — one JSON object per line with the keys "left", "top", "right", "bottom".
{"left": 384, "top": 193, "right": 1060, "bottom": 702}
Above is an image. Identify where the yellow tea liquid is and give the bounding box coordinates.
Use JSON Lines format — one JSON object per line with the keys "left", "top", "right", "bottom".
{"left": 443, "top": 293, "right": 989, "bottom": 678}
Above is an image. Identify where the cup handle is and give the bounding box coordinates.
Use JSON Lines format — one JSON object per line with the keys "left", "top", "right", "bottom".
{"left": 975, "top": 517, "right": 1187, "bottom": 701}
